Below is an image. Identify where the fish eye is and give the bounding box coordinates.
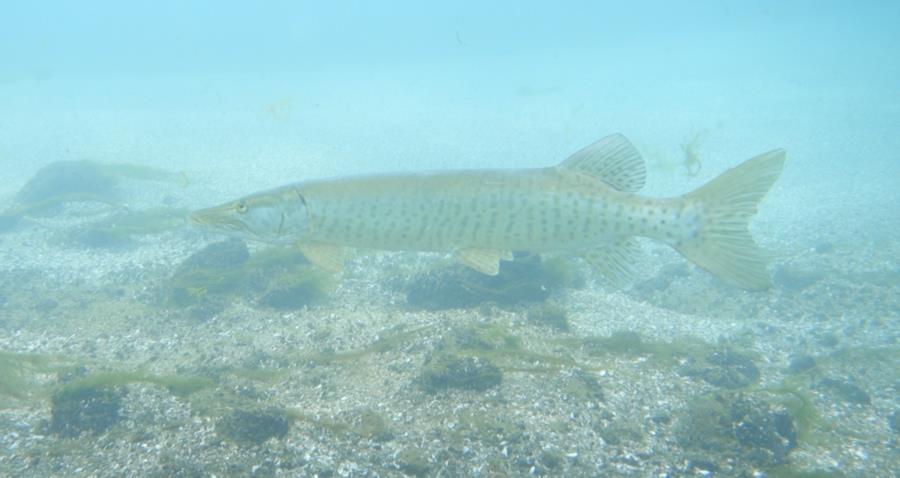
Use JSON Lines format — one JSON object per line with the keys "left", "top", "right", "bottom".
{"left": 236, "top": 201, "right": 248, "bottom": 214}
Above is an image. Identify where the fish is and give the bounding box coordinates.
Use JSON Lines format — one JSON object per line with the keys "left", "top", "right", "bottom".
{"left": 190, "top": 134, "right": 785, "bottom": 289}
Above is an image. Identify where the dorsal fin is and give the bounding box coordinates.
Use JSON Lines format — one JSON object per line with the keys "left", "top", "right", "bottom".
{"left": 558, "top": 134, "right": 646, "bottom": 192}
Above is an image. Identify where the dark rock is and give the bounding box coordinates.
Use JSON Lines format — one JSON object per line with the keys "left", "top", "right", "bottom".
{"left": 681, "top": 349, "right": 760, "bottom": 389}
{"left": 71, "top": 227, "right": 133, "bottom": 250}
{"left": 526, "top": 302, "right": 570, "bottom": 332}
{"left": 406, "top": 253, "right": 564, "bottom": 310}
{"left": 357, "top": 409, "right": 394, "bottom": 442}
{"left": 813, "top": 242, "right": 835, "bottom": 254}
{"left": 419, "top": 354, "right": 502, "bottom": 393}
{"left": 216, "top": 409, "right": 289, "bottom": 445}
{"left": 17, "top": 160, "right": 117, "bottom": 205}
{"left": 0, "top": 212, "right": 21, "bottom": 232}
{"left": 773, "top": 265, "right": 823, "bottom": 292}
{"left": 181, "top": 238, "right": 249, "bottom": 270}
{"left": 34, "top": 298, "right": 59, "bottom": 313}
{"left": 676, "top": 393, "right": 796, "bottom": 468}
{"left": 50, "top": 386, "right": 124, "bottom": 437}
{"left": 816, "top": 333, "right": 839, "bottom": 347}
{"left": 564, "top": 369, "right": 605, "bottom": 402}
{"left": 786, "top": 355, "right": 816, "bottom": 374}
{"left": 889, "top": 411, "right": 900, "bottom": 433}
{"left": 818, "top": 378, "right": 871, "bottom": 406}
{"left": 257, "top": 281, "right": 321, "bottom": 310}
{"left": 397, "top": 447, "right": 431, "bottom": 477}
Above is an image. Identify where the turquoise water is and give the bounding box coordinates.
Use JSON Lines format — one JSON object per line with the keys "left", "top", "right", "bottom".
{"left": 1, "top": 2, "right": 898, "bottom": 477}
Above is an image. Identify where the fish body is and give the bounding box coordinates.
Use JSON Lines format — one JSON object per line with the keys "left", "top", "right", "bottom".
{"left": 191, "top": 134, "right": 785, "bottom": 289}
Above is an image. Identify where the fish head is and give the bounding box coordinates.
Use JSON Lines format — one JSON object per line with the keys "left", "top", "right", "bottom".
{"left": 190, "top": 186, "right": 309, "bottom": 244}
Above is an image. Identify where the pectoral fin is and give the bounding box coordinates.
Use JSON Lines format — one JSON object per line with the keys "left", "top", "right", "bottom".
{"left": 456, "top": 248, "right": 514, "bottom": 275}
{"left": 581, "top": 239, "right": 641, "bottom": 287}
{"left": 297, "top": 243, "right": 345, "bottom": 273}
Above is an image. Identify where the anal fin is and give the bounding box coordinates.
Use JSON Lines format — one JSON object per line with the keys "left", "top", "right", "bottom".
{"left": 581, "top": 239, "right": 642, "bottom": 287}
{"left": 456, "top": 248, "right": 513, "bottom": 275}
{"left": 297, "top": 242, "right": 345, "bottom": 273}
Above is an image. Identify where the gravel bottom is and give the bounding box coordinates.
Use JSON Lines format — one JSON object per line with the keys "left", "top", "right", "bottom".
{"left": 0, "top": 183, "right": 898, "bottom": 478}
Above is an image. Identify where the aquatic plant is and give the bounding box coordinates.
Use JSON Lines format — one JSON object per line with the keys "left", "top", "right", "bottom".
{"left": 57, "top": 371, "right": 215, "bottom": 398}
{"left": 166, "top": 242, "right": 333, "bottom": 310}
{"left": 680, "top": 130, "right": 706, "bottom": 177}
{"left": 70, "top": 207, "right": 188, "bottom": 249}
{"left": 526, "top": 302, "right": 570, "bottom": 332}
{"left": 405, "top": 253, "right": 581, "bottom": 310}
{"left": 418, "top": 354, "right": 503, "bottom": 393}
{"left": 0, "top": 159, "right": 186, "bottom": 230}
{"left": 50, "top": 386, "right": 124, "bottom": 438}
{"left": 0, "top": 350, "right": 77, "bottom": 407}
{"left": 675, "top": 391, "right": 797, "bottom": 468}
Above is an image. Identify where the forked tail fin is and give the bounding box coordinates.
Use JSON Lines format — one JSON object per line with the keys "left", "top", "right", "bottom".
{"left": 676, "top": 149, "right": 786, "bottom": 289}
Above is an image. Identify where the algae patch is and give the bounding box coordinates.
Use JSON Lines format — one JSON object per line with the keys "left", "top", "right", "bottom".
{"left": 166, "top": 240, "right": 333, "bottom": 313}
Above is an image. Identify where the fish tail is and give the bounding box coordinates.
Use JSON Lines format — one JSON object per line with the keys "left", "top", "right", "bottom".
{"left": 675, "top": 149, "right": 786, "bottom": 289}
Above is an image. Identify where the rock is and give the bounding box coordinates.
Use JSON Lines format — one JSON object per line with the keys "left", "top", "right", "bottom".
{"left": 818, "top": 378, "right": 871, "bottom": 406}
{"left": 773, "top": 265, "right": 823, "bottom": 292}
{"left": 563, "top": 369, "right": 605, "bottom": 402}
{"left": 215, "top": 409, "right": 289, "bottom": 445}
{"left": 180, "top": 238, "right": 249, "bottom": 270}
{"left": 419, "top": 354, "right": 502, "bottom": 393}
{"left": 680, "top": 349, "right": 760, "bottom": 389}
{"left": 257, "top": 277, "right": 324, "bottom": 310}
{"left": 405, "top": 253, "right": 574, "bottom": 310}
{"left": 889, "top": 410, "right": 900, "bottom": 433}
{"left": 676, "top": 393, "right": 796, "bottom": 468}
{"left": 50, "top": 386, "right": 124, "bottom": 437}
{"left": 786, "top": 355, "right": 816, "bottom": 374}
{"left": 71, "top": 227, "right": 133, "bottom": 250}
{"left": 16, "top": 160, "right": 117, "bottom": 206}
{"left": 397, "top": 447, "right": 431, "bottom": 477}
{"left": 813, "top": 242, "right": 835, "bottom": 254}
{"left": 526, "top": 302, "right": 570, "bottom": 332}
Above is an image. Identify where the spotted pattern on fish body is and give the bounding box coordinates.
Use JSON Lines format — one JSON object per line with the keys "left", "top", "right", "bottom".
{"left": 191, "top": 134, "right": 785, "bottom": 289}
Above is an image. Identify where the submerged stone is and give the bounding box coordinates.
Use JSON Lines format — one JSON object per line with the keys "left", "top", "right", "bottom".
{"left": 16, "top": 160, "right": 118, "bottom": 206}
{"left": 786, "top": 355, "right": 817, "bottom": 374}
{"left": 676, "top": 393, "right": 796, "bottom": 468}
{"left": 419, "top": 354, "right": 502, "bottom": 393}
{"left": 215, "top": 409, "right": 289, "bottom": 445}
{"left": 397, "top": 447, "right": 431, "bottom": 477}
{"left": 527, "top": 302, "right": 570, "bottom": 332}
{"left": 50, "top": 386, "right": 124, "bottom": 437}
{"left": 818, "top": 378, "right": 871, "bottom": 406}
{"left": 680, "top": 349, "right": 760, "bottom": 389}
{"left": 889, "top": 410, "right": 900, "bottom": 434}
{"left": 773, "top": 265, "right": 823, "bottom": 292}
{"left": 181, "top": 238, "right": 250, "bottom": 270}
{"left": 405, "top": 253, "right": 578, "bottom": 310}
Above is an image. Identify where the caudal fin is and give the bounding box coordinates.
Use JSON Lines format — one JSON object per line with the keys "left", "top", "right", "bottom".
{"left": 676, "top": 149, "right": 786, "bottom": 289}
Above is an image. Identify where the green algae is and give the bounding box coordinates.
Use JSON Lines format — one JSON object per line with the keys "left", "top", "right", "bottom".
{"left": 571, "top": 330, "right": 713, "bottom": 366}
{"left": 71, "top": 207, "right": 188, "bottom": 248}
{"left": 405, "top": 254, "right": 582, "bottom": 310}
{"left": 526, "top": 302, "right": 570, "bottom": 332}
{"left": 0, "top": 351, "right": 77, "bottom": 407}
{"left": 166, "top": 244, "right": 333, "bottom": 310}
{"left": 58, "top": 371, "right": 214, "bottom": 397}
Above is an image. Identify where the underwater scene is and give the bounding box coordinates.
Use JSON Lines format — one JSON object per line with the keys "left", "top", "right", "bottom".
{"left": 1, "top": 2, "right": 898, "bottom": 477}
